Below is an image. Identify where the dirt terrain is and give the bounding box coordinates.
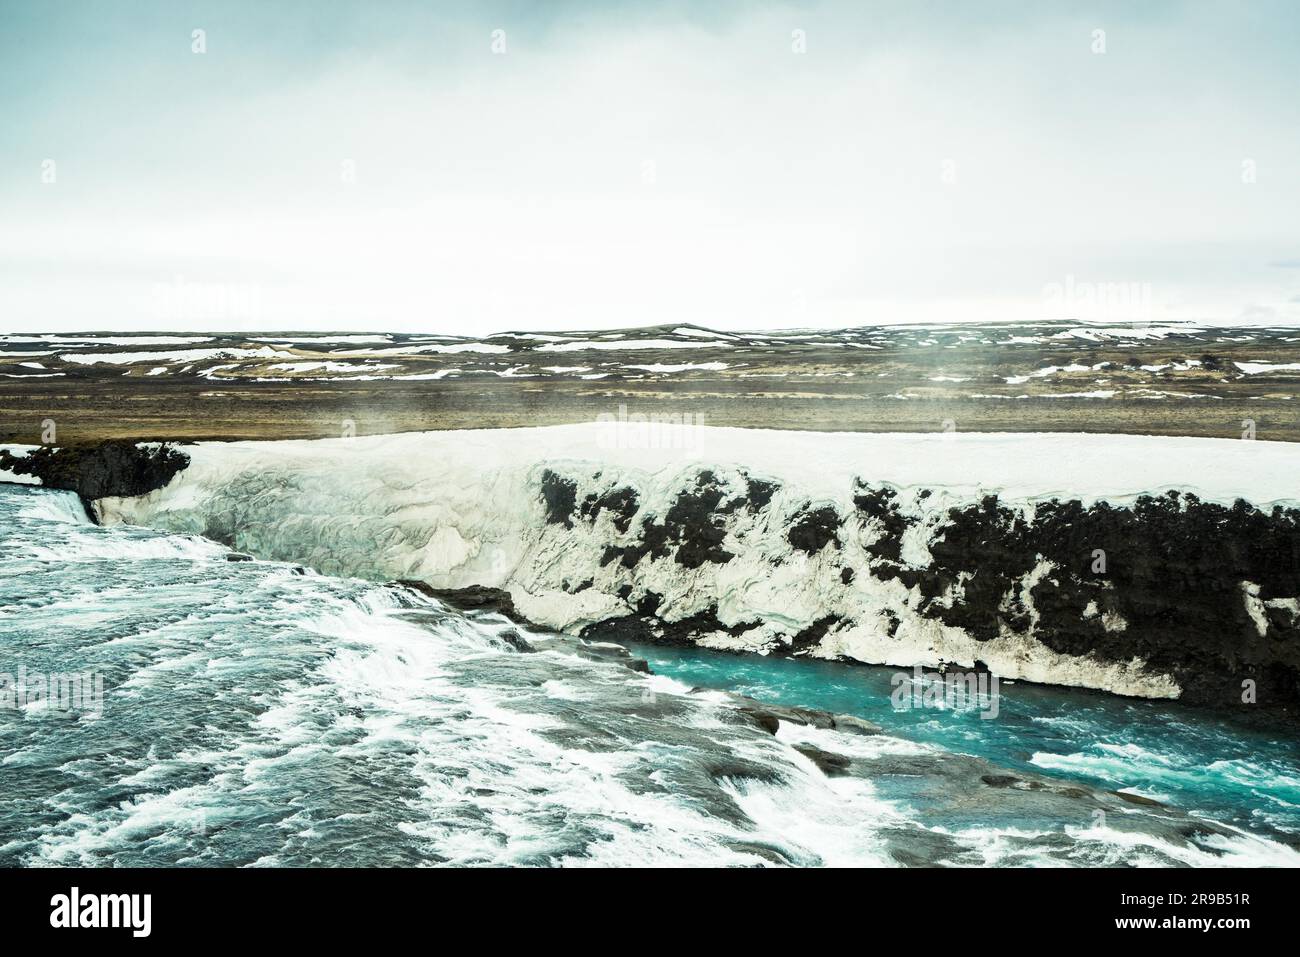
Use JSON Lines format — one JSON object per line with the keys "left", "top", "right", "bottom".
{"left": 2, "top": 321, "right": 1297, "bottom": 444}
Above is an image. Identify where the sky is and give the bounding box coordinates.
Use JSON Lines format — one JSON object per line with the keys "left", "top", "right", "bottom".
{"left": 1, "top": 0, "right": 1298, "bottom": 334}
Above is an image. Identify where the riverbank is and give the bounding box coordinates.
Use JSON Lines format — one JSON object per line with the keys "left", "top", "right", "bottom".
{"left": 7, "top": 424, "right": 1298, "bottom": 716}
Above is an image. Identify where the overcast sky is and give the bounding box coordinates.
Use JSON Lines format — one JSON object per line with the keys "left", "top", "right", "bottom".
{"left": 1, "top": 0, "right": 1298, "bottom": 334}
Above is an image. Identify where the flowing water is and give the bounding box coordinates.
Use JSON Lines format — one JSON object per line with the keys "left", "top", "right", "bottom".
{"left": 628, "top": 644, "right": 1300, "bottom": 844}
{"left": 1, "top": 484, "right": 1297, "bottom": 867}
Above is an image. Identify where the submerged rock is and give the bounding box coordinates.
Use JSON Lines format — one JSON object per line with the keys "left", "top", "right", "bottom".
{"left": 831, "top": 714, "right": 883, "bottom": 736}
{"left": 729, "top": 696, "right": 859, "bottom": 733}
{"left": 400, "top": 581, "right": 519, "bottom": 619}
{"left": 792, "top": 744, "right": 853, "bottom": 776}
{"left": 1113, "top": 789, "right": 1165, "bottom": 808}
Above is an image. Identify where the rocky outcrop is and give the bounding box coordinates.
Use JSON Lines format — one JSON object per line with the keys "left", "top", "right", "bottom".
{"left": 544, "top": 465, "right": 1300, "bottom": 715}
{"left": 873, "top": 490, "right": 1300, "bottom": 711}
{"left": 399, "top": 580, "right": 519, "bottom": 619}
{"left": 0, "top": 441, "right": 189, "bottom": 515}
{"left": 78, "top": 426, "right": 1300, "bottom": 717}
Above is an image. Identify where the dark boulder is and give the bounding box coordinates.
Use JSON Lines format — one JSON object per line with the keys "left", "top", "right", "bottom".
{"left": 400, "top": 581, "right": 518, "bottom": 619}
{"left": 0, "top": 440, "right": 190, "bottom": 514}
{"left": 793, "top": 744, "right": 853, "bottom": 776}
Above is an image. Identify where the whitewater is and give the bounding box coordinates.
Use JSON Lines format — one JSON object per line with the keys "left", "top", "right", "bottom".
{"left": 2, "top": 483, "right": 1298, "bottom": 866}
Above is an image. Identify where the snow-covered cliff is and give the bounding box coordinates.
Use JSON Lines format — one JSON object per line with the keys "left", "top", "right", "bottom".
{"left": 79, "top": 425, "right": 1300, "bottom": 710}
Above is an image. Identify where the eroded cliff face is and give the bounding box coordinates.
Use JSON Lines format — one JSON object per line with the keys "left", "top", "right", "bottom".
{"left": 0, "top": 442, "right": 188, "bottom": 514}
{"left": 46, "top": 426, "right": 1299, "bottom": 714}
{"left": 535, "top": 465, "right": 1300, "bottom": 712}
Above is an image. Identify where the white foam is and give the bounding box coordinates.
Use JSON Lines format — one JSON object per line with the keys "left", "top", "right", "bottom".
{"left": 16, "top": 490, "right": 90, "bottom": 525}
{"left": 19, "top": 533, "right": 226, "bottom": 564}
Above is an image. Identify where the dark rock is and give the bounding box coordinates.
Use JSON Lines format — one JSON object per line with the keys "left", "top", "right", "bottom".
{"left": 579, "top": 485, "right": 640, "bottom": 533}
{"left": 496, "top": 629, "right": 534, "bottom": 653}
{"left": 831, "top": 714, "right": 882, "bottom": 735}
{"left": 743, "top": 476, "right": 780, "bottom": 511}
{"left": 793, "top": 744, "right": 852, "bottom": 776}
{"left": 787, "top": 505, "right": 842, "bottom": 554}
{"left": 724, "top": 841, "right": 795, "bottom": 866}
{"left": 538, "top": 469, "right": 578, "bottom": 528}
{"left": 790, "top": 615, "right": 840, "bottom": 654}
{"left": 980, "top": 774, "right": 1022, "bottom": 788}
{"left": 400, "top": 581, "right": 518, "bottom": 619}
{"left": 636, "top": 591, "right": 662, "bottom": 616}
{"left": 705, "top": 757, "right": 786, "bottom": 785}
{"left": 607, "top": 470, "right": 739, "bottom": 570}
{"left": 730, "top": 696, "right": 839, "bottom": 730}
{"left": 561, "top": 639, "right": 649, "bottom": 672}
{"left": 902, "top": 487, "right": 1300, "bottom": 712}
{"left": 854, "top": 484, "right": 916, "bottom": 563}
{"left": 581, "top": 602, "right": 760, "bottom": 649}
{"left": 0, "top": 441, "right": 189, "bottom": 515}
{"left": 881, "top": 827, "right": 968, "bottom": 867}
{"left": 736, "top": 707, "right": 781, "bottom": 735}
{"left": 1113, "top": 790, "right": 1165, "bottom": 808}
{"left": 786, "top": 706, "right": 839, "bottom": 729}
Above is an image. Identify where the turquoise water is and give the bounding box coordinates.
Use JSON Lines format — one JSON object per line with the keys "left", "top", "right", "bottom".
{"left": 628, "top": 642, "right": 1300, "bottom": 841}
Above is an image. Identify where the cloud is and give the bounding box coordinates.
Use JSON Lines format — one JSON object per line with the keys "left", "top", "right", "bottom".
{"left": 2, "top": 0, "right": 1299, "bottom": 332}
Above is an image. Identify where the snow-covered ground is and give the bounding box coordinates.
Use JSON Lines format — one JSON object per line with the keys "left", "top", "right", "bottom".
{"left": 93, "top": 425, "right": 1300, "bottom": 511}
{"left": 4, "top": 321, "right": 1297, "bottom": 393}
